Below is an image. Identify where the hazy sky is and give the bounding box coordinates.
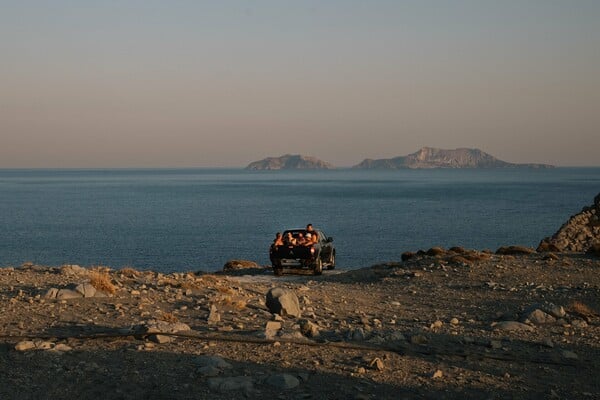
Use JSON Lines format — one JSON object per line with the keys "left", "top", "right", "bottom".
{"left": 1, "top": 1, "right": 599, "bottom": 167}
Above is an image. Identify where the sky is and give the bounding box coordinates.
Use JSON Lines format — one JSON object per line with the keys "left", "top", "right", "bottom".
{"left": 1, "top": 1, "right": 599, "bottom": 167}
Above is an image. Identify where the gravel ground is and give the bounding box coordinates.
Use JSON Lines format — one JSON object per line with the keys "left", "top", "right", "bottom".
{"left": 1, "top": 250, "right": 599, "bottom": 399}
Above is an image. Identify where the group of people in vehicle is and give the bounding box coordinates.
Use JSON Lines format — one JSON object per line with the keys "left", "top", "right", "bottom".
{"left": 272, "top": 224, "right": 319, "bottom": 248}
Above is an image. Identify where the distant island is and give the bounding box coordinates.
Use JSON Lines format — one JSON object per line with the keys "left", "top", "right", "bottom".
{"left": 352, "top": 147, "right": 554, "bottom": 169}
{"left": 245, "top": 148, "right": 554, "bottom": 170}
{"left": 245, "top": 154, "right": 334, "bottom": 170}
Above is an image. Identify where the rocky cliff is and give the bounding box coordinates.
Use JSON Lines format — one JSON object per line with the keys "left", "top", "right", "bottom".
{"left": 353, "top": 147, "right": 553, "bottom": 169}
{"left": 245, "top": 154, "right": 334, "bottom": 170}
{"left": 538, "top": 193, "right": 600, "bottom": 254}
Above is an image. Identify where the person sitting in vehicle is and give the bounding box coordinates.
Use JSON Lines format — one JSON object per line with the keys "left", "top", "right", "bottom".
{"left": 303, "top": 232, "right": 315, "bottom": 246}
{"left": 296, "top": 232, "right": 306, "bottom": 245}
{"left": 284, "top": 232, "right": 296, "bottom": 245}
{"left": 306, "top": 224, "right": 318, "bottom": 241}
{"left": 272, "top": 232, "right": 284, "bottom": 247}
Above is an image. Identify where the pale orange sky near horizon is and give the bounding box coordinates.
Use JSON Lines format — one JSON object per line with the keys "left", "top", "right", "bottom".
{"left": 1, "top": 1, "right": 599, "bottom": 168}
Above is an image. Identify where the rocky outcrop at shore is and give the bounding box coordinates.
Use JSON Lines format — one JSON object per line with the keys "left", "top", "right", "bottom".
{"left": 245, "top": 154, "right": 334, "bottom": 170}
{"left": 538, "top": 192, "right": 600, "bottom": 254}
{"left": 353, "top": 147, "right": 553, "bottom": 169}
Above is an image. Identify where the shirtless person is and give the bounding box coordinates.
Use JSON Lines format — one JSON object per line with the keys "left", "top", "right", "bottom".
{"left": 272, "top": 232, "right": 284, "bottom": 247}
{"left": 284, "top": 232, "right": 296, "bottom": 245}
{"left": 303, "top": 233, "right": 314, "bottom": 246}
{"left": 306, "top": 224, "right": 318, "bottom": 242}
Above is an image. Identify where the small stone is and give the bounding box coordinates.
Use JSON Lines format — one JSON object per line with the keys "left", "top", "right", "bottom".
{"left": 431, "top": 320, "right": 443, "bottom": 329}
{"left": 56, "top": 289, "right": 83, "bottom": 300}
{"left": 492, "top": 321, "right": 535, "bottom": 332}
{"left": 356, "top": 367, "right": 366, "bottom": 374}
{"left": 562, "top": 350, "right": 578, "bottom": 360}
{"left": 207, "top": 305, "right": 221, "bottom": 325}
{"left": 522, "top": 309, "right": 556, "bottom": 325}
{"left": 299, "top": 319, "right": 320, "bottom": 338}
{"left": 265, "top": 321, "right": 282, "bottom": 339}
{"left": 36, "top": 341, "right": 54, "bottom": 350}
{"left": 44, "top": 288, "right": 59, "bottom": 299}
{"left": 572, "top": 319, "right": 588, "bottom": 329}
{"left": 347, "top": 327, "right": 366, "bottom": 341}
{"left": 142, "top": 320, "right": 191, "bottom": 334}
{"left": 149, "top": 334, "right": 173, "bottom": 344}
{"left": 410, "top": 334, "right": 428, "bottom": 345}
{"left": 266, "top": 373, "right": 300, "bottom": 390}
{"left": 53, "top": 344, "right": 73, "bottom": 352}
{"left": 450, "top": 318, "right": 459, "bottom": 325}
{"left": 15, "top": 341, "right": 36, "bottom": 351}
{"left": 369, "top": 357, "right": 384, "bottom": 371}
{"left": 432, "top": 369, "right": 443, "bottom": 379}
{"left": 131, "top": 290, "right": 141, "bottom": 296}
{"left": 544, "top": 304, "right": 566, "bottom": 318}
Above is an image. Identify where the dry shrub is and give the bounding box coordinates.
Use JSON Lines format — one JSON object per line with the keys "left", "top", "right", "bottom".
{"left": 218, "top": 296, "right": 247, "bottom": 310}
{"left": 462, "top": 251, "right": 491, "bottom": 262}
{"left": 158, "top": 312, "right": 179, "bottom": 323}
{"left": 197, "top": 274, "right": 221, "bottom": 284}
{"left": 426, "top": 247, "right": 446, "bottom": 257}
{"left": 217, "top": 286, "right": 235, "bottom": 296}
{"left": 179, "top": 281, "right": 201, "bottom": 290}
{"left": 569, "top": 301, "right": 598, "bottom": 317}
{"left": 447, "top": 255, "right": 473, "bottom": 266}
{"left": 119, "top": 267, "right": 139, "bottom": 278}
{"left": 158, "top": 277, "right": 180, "bottom": 287}
{"left": 496, "top": 246, "right": 536, "bottom": 255}
{"left": 89, "top": 270, "right": 116, "bottom": 294}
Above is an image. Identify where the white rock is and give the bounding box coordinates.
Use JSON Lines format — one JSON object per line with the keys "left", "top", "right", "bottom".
{"left": 492, "top": 321, "right": 534, "bottom": 332}
{"left": 266, "top": 287, "right": 301, "bottom": 318}
{"left": 74, "top": 282, "right": 97, "bottom": 298}
{"left": 15, "top": 341, "right": 36, "bottom": 351}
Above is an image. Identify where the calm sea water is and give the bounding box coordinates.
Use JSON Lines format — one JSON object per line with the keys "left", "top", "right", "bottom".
{"left": 0, "top": 168, "right": 598, "bottom": 272}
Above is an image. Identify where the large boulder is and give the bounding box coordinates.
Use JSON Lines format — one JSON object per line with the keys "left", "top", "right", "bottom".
{"left": 496, "top": 246, "right": 536, "bottom": 255}
{"left": 223, "top": 260, "right": 260, "bottom": 271}
{"left": 538, "top": 192, "right": 600, "bottom": 253}
{"left": 266, "top": 287, "right": 301, "bottom": 318}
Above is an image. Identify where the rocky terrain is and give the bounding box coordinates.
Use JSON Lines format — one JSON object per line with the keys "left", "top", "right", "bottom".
{"left": 245, "top": 154, "right": 334, "bottom": 170}
{"left": 0, "top": 246, "right": 599, "bottom": 399}
{"left": 353, "top": 147, "right": 553, "bottom": 169}
{"left": 539, "top": 193, "right": 600, "bottom": 254}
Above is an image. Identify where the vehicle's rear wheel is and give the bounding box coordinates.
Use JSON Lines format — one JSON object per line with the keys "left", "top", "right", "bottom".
{"left": 327, "top": 252, "right": 336, "bottom": 270}
{"left": 273, "top": 267, "right": 283, "bottom": 276}
{"left": 313, "top": 258, "right": 323, "bottom": 275}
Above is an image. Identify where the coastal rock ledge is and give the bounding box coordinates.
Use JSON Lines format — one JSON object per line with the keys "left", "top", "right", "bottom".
{"left": 538, "top": 192, "right": 600, "bottom": 254}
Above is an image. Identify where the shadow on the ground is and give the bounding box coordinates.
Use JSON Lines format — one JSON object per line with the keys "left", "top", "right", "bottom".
{"left": 0, "top": 337, "right": 540, "bottom": 400}
{"left": 3, "top": 319, "right": 599, "bottom": 400}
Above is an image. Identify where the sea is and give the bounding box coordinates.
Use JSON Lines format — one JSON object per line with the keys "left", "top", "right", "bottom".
{"left": 0, "top": 168, "right": 598, "bottom": 273}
